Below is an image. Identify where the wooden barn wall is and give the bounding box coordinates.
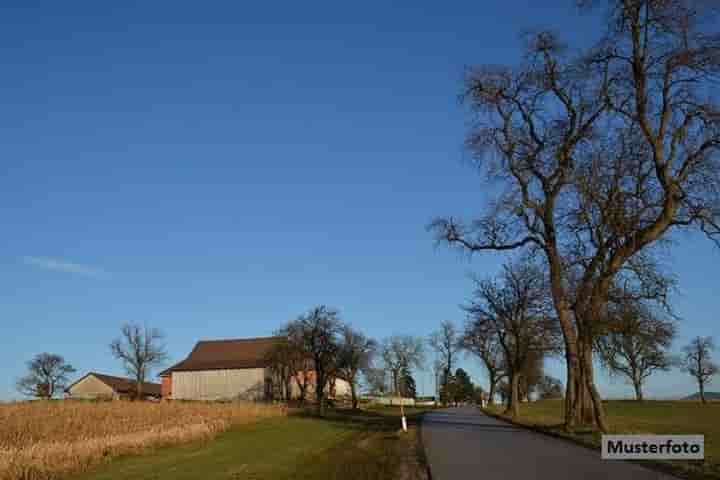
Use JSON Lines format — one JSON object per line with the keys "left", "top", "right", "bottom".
{"left": 171, "top": 368, "right": 268, "bottom": 401}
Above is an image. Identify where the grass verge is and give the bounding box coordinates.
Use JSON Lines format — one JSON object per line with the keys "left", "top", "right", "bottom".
{"left": 484, "top": 399, "right": 720, "bottom": 480}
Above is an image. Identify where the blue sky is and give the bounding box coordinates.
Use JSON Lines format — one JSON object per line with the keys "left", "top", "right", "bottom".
{"left": 1, "top": 1, "right": 718, "bottom": 400}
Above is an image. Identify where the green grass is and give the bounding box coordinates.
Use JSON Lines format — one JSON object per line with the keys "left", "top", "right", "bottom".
{"left": 73, "top": 410, "right": 426, "bottom": 480}
{"left": 486, "top": 399, "right": 720, "bottom": 479}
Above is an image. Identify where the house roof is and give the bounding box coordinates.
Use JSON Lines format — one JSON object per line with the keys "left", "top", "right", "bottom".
{"left": 159, "top": 336, "right": 284, "bottom": 376}
{"left": 66, "top": 372, "right": 162, "bottom": 397}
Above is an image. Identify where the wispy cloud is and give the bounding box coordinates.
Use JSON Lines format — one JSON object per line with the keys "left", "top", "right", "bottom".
{"left": 23, "top": 256, "right": 105, "bottom": 278}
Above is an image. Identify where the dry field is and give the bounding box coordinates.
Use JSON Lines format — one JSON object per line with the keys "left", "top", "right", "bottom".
{"left": 0, "top": 400, "right": 285, "bottom": 480}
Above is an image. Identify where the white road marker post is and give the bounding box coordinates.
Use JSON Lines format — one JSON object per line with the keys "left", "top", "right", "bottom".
{"left": 394, "top": 377, "right": 407, "bottom": 433}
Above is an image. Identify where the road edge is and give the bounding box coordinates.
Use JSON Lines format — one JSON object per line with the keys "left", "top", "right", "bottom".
{"left": 479, "top": 408, "right": 709, "bottom": 480}
{"left": 416, "top": 415, "right": 433, "bottom": 480}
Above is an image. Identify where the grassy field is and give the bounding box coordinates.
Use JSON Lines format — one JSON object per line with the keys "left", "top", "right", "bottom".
{"left": 486, "top": 399, "right": 720, "bottom": 479}
{"left": 0, "top": 400, "right": 431, "bottom": 480}
{"left": 74, "top": 408, "right": 430, "bottom": 480}
{"left": 0, "top": 400, "right": 284, "bottom": 480}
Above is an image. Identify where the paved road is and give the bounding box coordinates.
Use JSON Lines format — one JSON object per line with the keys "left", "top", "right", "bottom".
{"left": 422, "top": 407, "right": 678, "bottom": 480}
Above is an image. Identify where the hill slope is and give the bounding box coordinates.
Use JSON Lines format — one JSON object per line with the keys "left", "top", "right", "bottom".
{"left": 683, "top": 391, "right": 720, "bottom": 400}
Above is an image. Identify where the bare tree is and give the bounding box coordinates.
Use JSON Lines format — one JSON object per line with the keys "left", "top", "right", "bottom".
{"left": 462, "top": 323, "right": 507, "bottom": 405}
{"left": 381, "top": 335, "right": 424, "bottom": 429}
{"left": 337, "top": 326, "right": 376, "bottom": 410}
{"left": 432, "top": 359, "right": 445, "bottom": 405}
{"left": 430, "top": 1, "right": 720, "bottom": 431}
{"left": 519, "top": 348, "right": 545, "bottom": 402}
{"left": 363, "top": 367, "right": 388, "bottom": 396}
{"left": 464, "top": 261, "right": 556, "bottom": 418}
{"left": 266, "top": 338, "right": 297, "bottom": 401}
{"left": 109, "top": 323, "right": 168, "bottom": 400}
{"left": 682, "top": 336, "right": 718, "bottom": 404}
{"left": 597, "top": 302, "right": 676, "bottom": 401}
{"left": 266, "top": 322, "right": 316, "bottom": 403}
{"left": 16, "top": 353, "right": 76, "bottom": 399}
{"left": 287, "top": 321, "right": 314, "bottom": 403}
{"left": 428, "top": 320, "right": 463, "bottom": 405}
{"left": 296, "top": 305, "right": 342, "bottom": 416}
{"left": 381, "top": 335, "right": 425, "bottom": 397}
{"left": 537, "top": 375, "right": 564, "bottom": 400}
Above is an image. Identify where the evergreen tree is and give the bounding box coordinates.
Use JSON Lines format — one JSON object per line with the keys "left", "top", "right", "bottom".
{"left": 454, "top": 368, "right": 474, "bottom": 403}
{"left": 398, "top": 363, "right": 417, "bottom": 398}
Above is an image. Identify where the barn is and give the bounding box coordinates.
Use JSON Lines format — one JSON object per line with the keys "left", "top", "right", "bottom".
{"left": 65, "top": 372, "right": 162, "bottom": 400}
{"left": 159, "top": 336, "right": 350, "bottom": 401}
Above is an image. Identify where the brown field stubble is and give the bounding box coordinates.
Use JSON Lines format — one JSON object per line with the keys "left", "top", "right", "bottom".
{"left": 0, "top": 400, "right": 285, "bottom": 480}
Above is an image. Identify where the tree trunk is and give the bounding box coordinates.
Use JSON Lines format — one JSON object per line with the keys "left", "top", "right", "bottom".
{"left": 575, "top": 349, "right": 595, "bottom": 426}
{"left": 699, "top": 380, "right": 706, "bottom": 404}
{"left": 351, "top": 382, "right": 358, "bottom": 410}
{"left": 294, "top": 376, "right": 306, "bottom": 404}
{"left": 581, "top": 344, "right": 609, "bottom": 432}
{"left": 573, "top": 373, "right": 583, "bottom": 423}
{"left": 316, "top": 371, "right": 326, "bottom": 416}
{"left": 508, "top": 372, "right": 521, "bottom": 419}
{"left": 488, "top": 374, "right": 496, "bottom": 406}
{"left": 564, "top": 348, "right": 579, "bottom": 430}
{"left": 546, "top": 249, "right": 578, "bottom": 430}
{"left": 633, "top": 379, "right": 644, "bottom": 401}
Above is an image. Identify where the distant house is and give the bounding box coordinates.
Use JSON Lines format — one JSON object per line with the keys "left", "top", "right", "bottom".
{"left": 65, "top": 372, "right": 162, "bottom": 400}
{"left": 159, "top": 336, "right": 350, "bottom": 401}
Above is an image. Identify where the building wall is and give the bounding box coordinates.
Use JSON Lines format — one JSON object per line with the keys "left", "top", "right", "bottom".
{"left": 67, "top": 375, "right": 117, "bottom": 400}
{"left": 333, "top": 378, "right": 351, "bottom": 397}
{"left": 368, "top": 396, "right": 416, "bottom": 406}
{"left": 161, "top": 375, "right": 172, "bottom": 399}
{"left": 171, "top": 368, "right": 269, "bottom": 401}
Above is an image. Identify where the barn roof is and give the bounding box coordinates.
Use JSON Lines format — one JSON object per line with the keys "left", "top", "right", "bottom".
{"left": 159, "top": 336, "right": 284, "bottom": 376}
{"left": 66, "top": 372, "right": 162, "bottom": 397}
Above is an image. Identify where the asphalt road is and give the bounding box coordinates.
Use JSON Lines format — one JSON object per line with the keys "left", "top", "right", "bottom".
{"left": 421, "top": 407, "right": 679, "bottom": 480}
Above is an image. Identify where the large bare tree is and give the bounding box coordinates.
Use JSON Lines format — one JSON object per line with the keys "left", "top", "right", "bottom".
{"left": 431, "top": 0, "right": 720, "bottom": 431}
{"left": 428, "top": 320, "right": 463, "bottom": 406}
{"left": 109, "top": 323, "right": 168, "bottom": 400}
{"left": 16, "top": 353, "right": 75, "bottom": 399}
{"left": 681, "top": 336, "right": 718, "bottom": 404}
{"left": 597, "top": 301, "right": 676, "bottom": 401}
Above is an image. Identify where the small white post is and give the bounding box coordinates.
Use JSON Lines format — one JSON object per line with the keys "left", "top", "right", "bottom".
{"left": 401, "top": 415, "right": 408, "bottom": 432}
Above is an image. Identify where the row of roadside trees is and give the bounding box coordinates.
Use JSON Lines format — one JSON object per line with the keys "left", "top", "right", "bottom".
{"left": 455, "top": 258, "right": 718, "bottom": 421}
{"left": 429, "top": 0, "right": 720, "bottom": 432}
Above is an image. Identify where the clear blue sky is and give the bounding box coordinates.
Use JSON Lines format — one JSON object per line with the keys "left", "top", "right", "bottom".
{"left": 1, "top": 1, "right": 718, "bottom": 400}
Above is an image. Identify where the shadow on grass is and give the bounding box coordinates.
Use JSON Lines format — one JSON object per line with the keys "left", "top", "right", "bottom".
{"left": 291, "top": 406, "right": 431, "bottom": 431}
{"left": 281, "top": 407, "right": 430, "bottom": 480}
